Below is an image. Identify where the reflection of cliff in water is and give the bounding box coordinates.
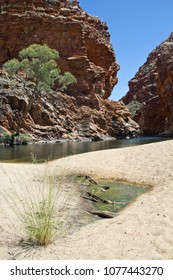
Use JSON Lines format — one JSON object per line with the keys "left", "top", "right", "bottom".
{"left": 0, "top": 137, "right": 171, "bottom": 163}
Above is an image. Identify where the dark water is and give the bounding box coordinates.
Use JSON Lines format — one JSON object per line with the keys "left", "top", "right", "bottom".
{"left": 0, "top": 136, "right": 171, "bottom": 163}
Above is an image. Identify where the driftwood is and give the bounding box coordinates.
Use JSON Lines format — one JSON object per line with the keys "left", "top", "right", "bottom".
{"left": 88, "top": 210, "right": 117, "bottom": 218}
{"left": 83, "top": 191, "right": 127, "bottom": 205}
{"left": 83, "top": 191, "right": 113, "bottom": 204}
{"left": 85, "top": 175, "right": 110, "bottom": 190}
{"left": 82, "top": 175, "right": 128, "bottom": 218}
{"left": 85, "top": 175, "right": 98, "bottom": 185}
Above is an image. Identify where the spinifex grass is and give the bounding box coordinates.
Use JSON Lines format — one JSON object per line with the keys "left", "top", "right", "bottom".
{"left": 23, "top": 185, "right": 57, "bottom": 246}
{"left": 0, "top": 164, "right": 74, "bottom": 247}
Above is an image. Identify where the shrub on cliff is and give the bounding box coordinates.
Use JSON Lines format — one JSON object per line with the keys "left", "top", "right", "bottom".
{"left": 3, "top": 44, "right": 76, "bottom": 93}
{"left": 3, "top": 44, "right": 76, "bottom": 143}
{"left": 0, "top": 131, "right": 31, "bottom": 145}
{"left": 127, "top": 99, "right": 141, "bottom": 117}
{"left": 45, "top": 0, "right": 59, "bottom": 4}
{"left": 0, "top": 131, "right": 11, "bottom": 145}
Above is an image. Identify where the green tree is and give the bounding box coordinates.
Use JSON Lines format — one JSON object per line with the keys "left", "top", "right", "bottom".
{"left": 3, "top": 44, "right": 76, "bottom": 143}
{"left": 45, "top": 0, "right": 59, "bottom": 4}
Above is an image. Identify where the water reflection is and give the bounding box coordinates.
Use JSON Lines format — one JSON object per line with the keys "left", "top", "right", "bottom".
{"left": 0, "top": 136, "right": 171, "bottom": 163}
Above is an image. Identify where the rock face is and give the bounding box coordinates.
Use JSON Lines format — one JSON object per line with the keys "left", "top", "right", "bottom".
{"left": 0, "top": 0, "right": 139, "bottom": 140}
{"left": 122, "top": 33, "right": 173, "bottom": 135}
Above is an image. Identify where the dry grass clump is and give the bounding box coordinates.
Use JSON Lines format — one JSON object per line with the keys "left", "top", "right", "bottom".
{"left": 22, "top": 184, "right": 58, "bottom": 246}
{"left": 0, "top": 164, "right": 75, "bottom": 247}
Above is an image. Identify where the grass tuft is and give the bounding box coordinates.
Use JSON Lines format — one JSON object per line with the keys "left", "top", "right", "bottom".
{"left": 24, "top": 188, "right": 56, "bottom": 246}
{"left": 0, "top": 164, "right": 75, "bottom": 248}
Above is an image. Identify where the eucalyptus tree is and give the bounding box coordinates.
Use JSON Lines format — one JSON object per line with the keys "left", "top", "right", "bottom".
{"left": 3, "top": 44, "right": 76, "bottom": 143}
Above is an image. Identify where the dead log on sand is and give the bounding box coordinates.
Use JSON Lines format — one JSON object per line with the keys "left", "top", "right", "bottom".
{"left": 88, "top": 210, "right": 117, "bottom": 218}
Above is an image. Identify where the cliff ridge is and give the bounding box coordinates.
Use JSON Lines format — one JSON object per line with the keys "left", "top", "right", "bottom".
{"left": 122, "top": 33, "right": 173, "bottom": 136}
{"left": 0, "top": 0, "right": 139, "bottom": 140}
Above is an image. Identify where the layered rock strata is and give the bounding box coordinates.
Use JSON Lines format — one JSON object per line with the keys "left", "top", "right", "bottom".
{"left": 122, "top": 33, "right": 173, "bottom": 135}
{"left": 0, "top": 0, "right": 139, "bottom": 140}
{"left": 0, "top": 70, "right": 139, "bottom": 140}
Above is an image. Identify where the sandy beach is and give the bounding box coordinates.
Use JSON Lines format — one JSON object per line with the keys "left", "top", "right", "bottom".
{"left": 0, "top": 139, "right": 173, "bottom": 259}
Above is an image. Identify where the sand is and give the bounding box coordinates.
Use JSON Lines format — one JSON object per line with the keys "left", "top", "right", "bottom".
{"left": 0, "top": 139, "right": 173, "bottom": 259}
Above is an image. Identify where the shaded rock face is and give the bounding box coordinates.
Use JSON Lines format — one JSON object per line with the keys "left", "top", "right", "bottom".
{"left": 122, "top": 33, "right": 173, "bottom": 135}
{"left": 0, "top": 0, "right": 139, "bottom": 140}
{"left": 0, "top": 70, "right": 139, "bottom": 140}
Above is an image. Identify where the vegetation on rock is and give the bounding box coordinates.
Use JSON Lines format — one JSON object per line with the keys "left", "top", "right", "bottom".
{"left": 3, "top": 44, "right": 76, "bottom": 143}
{"left": 0, "top": 2, "right": 139, "bottom": 141}
{"left": 126, "top": 97, "right": 141, "bottom": 117}
{"left": 45, "top": 0, "right": 59, "bottom": 4}
{"left": 0, "top": 132, "right": 11, "bottom": 145}
{"left": 0, "top": 131, "right": 31, "bottom": 146}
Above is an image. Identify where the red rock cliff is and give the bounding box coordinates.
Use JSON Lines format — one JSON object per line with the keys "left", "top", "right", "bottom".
{"left": 122, "top": 33, "right": 173, "bottom": 135}
{"left": 0, "top": 0, "right": 139, "bottom": 140}
{"left": 0, "top": 0, "right": 118, "bottom": 98}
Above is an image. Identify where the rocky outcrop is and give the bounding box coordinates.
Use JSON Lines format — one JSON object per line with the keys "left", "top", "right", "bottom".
{"left": 0, "top": 0, "right": 118, "bottom": 99}
{"left": 0, "top": 0, "right": 139, "bottom": 140}
{"left": 0, "top": 70, "right": 139, "bottom": 140}
{"left": 122, "top": 33, "right": 173, "bottom": 135}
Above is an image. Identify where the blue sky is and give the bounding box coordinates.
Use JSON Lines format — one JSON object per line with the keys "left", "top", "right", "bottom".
{"left": 79, "top": 0, "right": 173, "bottom": 101}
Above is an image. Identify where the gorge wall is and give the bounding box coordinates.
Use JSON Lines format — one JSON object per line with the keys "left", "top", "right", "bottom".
{"left": 0, "top": 0, "right": 139, "bottom": 140}
{"left": 122, "top": 33, "right": 173, "bottom": 136}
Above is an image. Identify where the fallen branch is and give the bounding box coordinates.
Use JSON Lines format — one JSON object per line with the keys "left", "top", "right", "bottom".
{"left": 88, "top": 210, "right": 117, "bottom": 218}
{"left": 85, "top": 175, "right": 110, "bottom": 190}
{"left": 85, "top": 175, "right": 98, "bottom": 185}
{"left": 83, "top": 191, "right": 113, "bottom": 204}
{"left": 83, "top": 191, "right": 128, "bottom": 206}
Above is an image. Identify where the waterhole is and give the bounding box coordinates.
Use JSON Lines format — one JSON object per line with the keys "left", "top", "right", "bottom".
{"left": 87, "top": 181, "right": 149, "bottom": 213}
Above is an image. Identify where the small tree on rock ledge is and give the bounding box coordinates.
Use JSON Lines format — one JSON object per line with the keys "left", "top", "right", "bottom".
{"left": 3, "top": 44, "right": 76, "bottom": 144}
